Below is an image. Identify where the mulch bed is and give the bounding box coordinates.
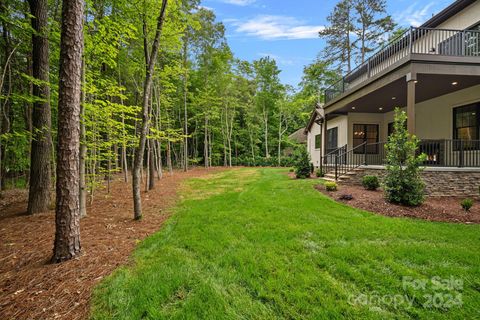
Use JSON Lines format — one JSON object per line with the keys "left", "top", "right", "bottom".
{"left": 316, "top": 183, "right": 480, "bottom": 224}
{"left": 0, "top": 167, "right": 222, "bottom": 320}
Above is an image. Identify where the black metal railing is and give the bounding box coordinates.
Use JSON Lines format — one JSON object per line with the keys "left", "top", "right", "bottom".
{"left": 334, "top": 142, "right": 367, "bottom": 180}
{"left": 324, "top": 27, "right": 480, "bottom": 103}
{"left": 320, "top": 144, "right": 347, "bottom": 174}
{"left": 329, "top": 139, "right": 480, "bottom": 180}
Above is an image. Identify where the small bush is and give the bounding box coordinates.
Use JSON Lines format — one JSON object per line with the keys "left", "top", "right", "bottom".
{"left": 294, "top": 148, "right": 311, "bottom": 179}
{"left": 362, "top": 175, "right": 380, "bottom": 190}
{"left": 461, "top": 198, "right": 474, "bottom": 212}
{"left": 384, "top": 108, "right": 426, "bottom": 206}
{"left": 325, "top": 181, "right": 337, "bottom": 191}
{"left": 316, "top": 169, "right": 324, "bottom": 177}
{"left": 289, "top": 168, "right": 294, "bottom": 172}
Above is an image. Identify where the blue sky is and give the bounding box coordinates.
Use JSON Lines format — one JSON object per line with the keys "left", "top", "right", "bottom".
{"left": 202, "top": 0, "right": 454, "bottom": 87}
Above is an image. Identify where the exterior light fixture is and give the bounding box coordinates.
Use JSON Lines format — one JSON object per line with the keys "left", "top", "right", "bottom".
{"left": 352, "top": 106, "right": 356, "bottom": 110}
{"left": 392, "top": 97, "right": 396, "bottom": 100}
{"left": 452, "top": 81, "right": 458, "bottom": 85}
{"left": 379, "top": 107, "right": 383, "bottom": 111}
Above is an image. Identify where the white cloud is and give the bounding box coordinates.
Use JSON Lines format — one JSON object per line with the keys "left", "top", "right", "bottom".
{"left": 395, "top": 2, "right": 437, "bottom": 27}
{"left": 221, "top": 0, "right": 256, "bottom": 6}
{"left": 230, "top": 15, "right": 324, "bottom": 40}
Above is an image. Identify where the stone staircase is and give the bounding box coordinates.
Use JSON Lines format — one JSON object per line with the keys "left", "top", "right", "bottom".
{"left": 322, "top": 167, "right": 365, "bottom": 183}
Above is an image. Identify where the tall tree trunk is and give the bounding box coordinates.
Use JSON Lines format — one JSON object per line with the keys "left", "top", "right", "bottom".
{"left": 79, "top": 59, "right": 87, "bottom": 218}
{"left": 132, "top": 0, "right": 168, "bottom": 220}
{"left": 183, "top": 37, "right": 188, "bottom": 171}
{"left": 27, "top": 0, "right": 52, "bottom": 214}
{"left": 52, "top": 0, "right": 84, "bottom": 263}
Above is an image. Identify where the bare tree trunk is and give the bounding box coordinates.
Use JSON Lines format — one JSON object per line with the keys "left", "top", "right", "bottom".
{"left": 148, "top": 139, "right": 155, "bottom": 190}
{"left": 132, "top": 0, "right": 168, "bottom": 220}
{"left": 204, "top": 116, "right": 209, "bottom": 168}
{"left": 27, "top": 0, "right": 52, "bottom": 214}
{"left": 52, "top": 0, "right": 84, "bottom": 263}
{"left": 79, "top": 58, "right": 87, "bottom": 218}
{"left": 183, "top": 37, "right": 188, "bottom": 171}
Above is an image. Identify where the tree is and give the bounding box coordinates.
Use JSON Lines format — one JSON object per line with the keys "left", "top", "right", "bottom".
{"left": 132, "top": 0, "right": 168, "bottom": 220}
{"left": 353, "top": 0, "right": 395, "bottom": 64}
{"left": 52, "top": 0, "right": 85, "bottom": 263}
{"left": 319, "top": 0, "right": 355, "bottom": 73}
{"left": 384, "top": 108, "right": 426, "bottom": 206}
{"left": 253, "top": 57, "right": 282, "bottom": 158}
{"left": 27, "top": 0, "right": 52, "bottom": 214}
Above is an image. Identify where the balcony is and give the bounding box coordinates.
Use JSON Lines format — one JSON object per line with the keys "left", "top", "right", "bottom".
{"left": 324, "top": 27, "right": 480, "bottom": 104}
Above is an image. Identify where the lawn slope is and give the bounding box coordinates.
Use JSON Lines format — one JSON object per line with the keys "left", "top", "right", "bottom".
{"left": 91, "top": 168, "right": 480, "bottom": 319}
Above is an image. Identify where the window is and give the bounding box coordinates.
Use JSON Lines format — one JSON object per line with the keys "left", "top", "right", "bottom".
{"left": 453, "top": 103, "right": 480, "bottom": 149}
{"left": 326, "top": 127, "right": 338, "bottom": 153}
{"left": 353, "top": 124, "right": 379, "bottom": 154}
{"left": 314, "top": 134, "right": 322, "bottom": 149}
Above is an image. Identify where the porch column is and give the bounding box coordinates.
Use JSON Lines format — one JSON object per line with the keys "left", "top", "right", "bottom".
{"left": 322, "top": 116, "right": 327, "bottom": 161}
{"left": 406, "top": 73, "right": 416, "bottom": 135}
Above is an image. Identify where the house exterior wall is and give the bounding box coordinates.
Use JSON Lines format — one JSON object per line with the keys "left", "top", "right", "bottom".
{"left": 307, "top": 121, "right": 321, "bottom": 167}
{"left": 327, "top": 115, "right": 348, "bottom": 148}
{"left": 306, "top": 115, "right": 348, "bottom": 168}
{"left": 340, "top": 84, "right": 480, "bottom": 147}
{"left": 437, "top": 1, "right": 480, "bottom": 30}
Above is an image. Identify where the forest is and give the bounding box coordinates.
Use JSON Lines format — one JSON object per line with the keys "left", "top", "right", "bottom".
{"left": 0, "top": 0, "right": 395, "bottom": 262}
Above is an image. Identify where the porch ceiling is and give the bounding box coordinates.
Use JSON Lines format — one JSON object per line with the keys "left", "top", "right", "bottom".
{"left": 331, "top": 73, "right": 480, "bottom": 115}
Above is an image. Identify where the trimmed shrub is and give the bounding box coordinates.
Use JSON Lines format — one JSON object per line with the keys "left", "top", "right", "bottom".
{"left": 316, "top": 169, "right": 325, "bottom": 177}
{"left": 294, "top": 148, "right": 311, "bottom": 179}
{"left": 325, "top": 181, "right": 337, "bottom": 191}
{"left": 384, "top": 108, "right": 426, "bottom": 206}
{"left": 362, "top": 175, "right": 380, "bottom": 190}
{"left": 461, "top": 198, "right": 474, "bottom": 212}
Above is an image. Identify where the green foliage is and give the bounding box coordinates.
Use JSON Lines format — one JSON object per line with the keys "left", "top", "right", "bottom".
{"left": 362, "top": 175, "right": 379, "bottom": 190}
{"left": 294, "top": 148, "right": 311, "bottom": 179}
{"left": 461, "top": 198, "right": 474, "bottom": 212}
{"left": 325, "top": 181, "right": 337, "bottom": 191}
{"left": 384, "top": 108, "right": 426, "bottom": 206}
{"left": 316, "top": 169, "right": 325, "bottom": 177}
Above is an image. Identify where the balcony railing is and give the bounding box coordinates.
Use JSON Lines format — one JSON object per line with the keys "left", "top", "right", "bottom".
{"left": 322, "top": 139, "right": 480, "bottom": 180}
{"left": 324, "top": 27, "right": 480, "bottom": 103}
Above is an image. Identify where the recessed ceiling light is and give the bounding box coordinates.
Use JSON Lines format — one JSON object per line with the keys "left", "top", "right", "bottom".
{"left": 452, "top": 81, "right": 458, "bottom": 85}
{"left": 352, "top": 106, "right": 356, "bottom": 110}
{"left": 379, "top": 107, "right": 383, "bottom": 111}
{"left": 414, "top": 80, "right": 418, "bottom": 84}
{"left": 392, "top": 97, "right": 396, "bottom": 100}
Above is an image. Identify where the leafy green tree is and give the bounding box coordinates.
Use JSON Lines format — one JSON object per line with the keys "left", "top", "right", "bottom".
{"left": 294, "top": 147, "right": 311, "bottom": 179}
{"left": 384, "top": 108, "right": 426, "bottom": 206}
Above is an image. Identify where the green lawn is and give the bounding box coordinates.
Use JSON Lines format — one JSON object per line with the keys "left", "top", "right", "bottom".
{"left": 91, "top": 168, "right": 480, "bottom": 319}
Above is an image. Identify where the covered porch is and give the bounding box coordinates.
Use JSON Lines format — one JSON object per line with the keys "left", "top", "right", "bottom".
{"left": 320, "top": 69, "right": 480, "bottom": 176}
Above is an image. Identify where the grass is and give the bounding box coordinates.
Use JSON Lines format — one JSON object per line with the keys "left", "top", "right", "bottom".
{"left": 91, "top": 168, "right": 480, "bottom": 319}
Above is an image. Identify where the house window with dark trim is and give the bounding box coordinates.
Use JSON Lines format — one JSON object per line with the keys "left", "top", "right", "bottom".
{"left": 353, "top": 124, "right": 379, "bottom": 154}
{"left": 314, "top": 134, "right": 322, "bottom": 149}
{"left": 326, "top": 127, "right": 338, "bottom": 153}
{"left": 453, "top": 103, "right": 480, "bottom": 149}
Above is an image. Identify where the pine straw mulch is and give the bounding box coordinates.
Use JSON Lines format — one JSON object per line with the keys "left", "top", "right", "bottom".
{"left": 316, "top": 183, "right": 480, "bottom": 224}
{"left": 0, "top": 167, "right": 223, "bottom": 320}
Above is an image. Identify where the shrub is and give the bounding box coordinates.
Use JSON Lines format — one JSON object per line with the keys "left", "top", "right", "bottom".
{"left": 384, "top": 108, "right": 426, "bottom": 206}
{"left": 362, "top": 175, "right": 380, "bottom": 190}
{"left": 289, "top": 168, "right": 294, "bottom": 172}
{"left": 316, "top": 169, "right": 325, "bottom": 177}
{"left": 461, "top": 198, "right": 474, "bottom": 212}
{"left": 325, "top": 181, "right": 337, "bottom": 191}
{"left": 294, "top": 148, "right": 311, "bottom": 179}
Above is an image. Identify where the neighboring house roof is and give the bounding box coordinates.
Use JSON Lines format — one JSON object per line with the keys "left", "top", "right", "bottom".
{"left": 305, "top": 104, "right": 324, "bottom": 134}
{"left": 288, "top": 128, "right": 307, "bottom": 144}
{"left": 421, "top": 0, "right": 476, "bottom": 28}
